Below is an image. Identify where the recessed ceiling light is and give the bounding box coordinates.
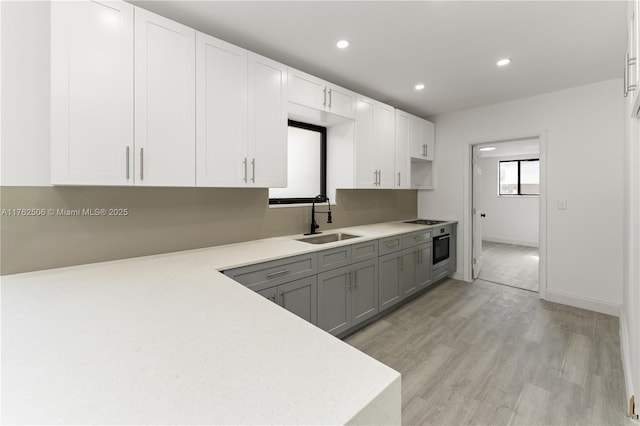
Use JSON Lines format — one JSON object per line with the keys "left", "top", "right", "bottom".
{"left": 479, "top": 146, "right": 496, "bottom": 152}
{"left": 496, "top": 58, "right": 511, "bottom": 67}
{"left": 336, "top": 40, "right": 349, "bottom": 49}
{"left": 414, "top": 83, "right": 425, "bottom": 90}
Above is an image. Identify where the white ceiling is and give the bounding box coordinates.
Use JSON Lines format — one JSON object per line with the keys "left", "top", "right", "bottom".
{"left": 129, "top": 1, "right": 627, "bottom": 119}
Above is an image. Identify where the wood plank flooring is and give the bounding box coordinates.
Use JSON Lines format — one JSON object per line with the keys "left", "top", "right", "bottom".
{"left": 345, "top": 278, "right": 633, "bottom": 426}
{"left": 479, "top": 241, "right": 539, "bottom": 292}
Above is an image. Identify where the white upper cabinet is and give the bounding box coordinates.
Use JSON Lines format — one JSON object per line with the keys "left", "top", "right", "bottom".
{"left": 248, "top": 53, "right": 288, "bottom": 188}
{"left": 355, "top": 96, "right": 396, "bottom": 188}
{"left": 288, "top": 68, "right": 356, "bottom": 120}
{"left": 134, "top": 7, "right": 196, "bottom": 186}
{"left": 51, "top": 0, "right": 134, "bottom": 185}
{"left": 409, "top": 115, "right": 435, "bottom": 161}
{"left": 394, "top": 110, "right": 411, "bottom": 189}
{"left": 196, "top": 32, "right": 248, "bottom": 187}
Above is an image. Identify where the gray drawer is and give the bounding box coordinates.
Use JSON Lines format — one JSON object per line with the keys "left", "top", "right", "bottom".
{"left": 402, "top": 230, "right": 432, "bottom": 249}
{"left": 379, "top": 235, "right": 403, "bottom": 255}
{"left": 352, "top": 240, "right": 378, "bottom": 263}
{"left": 318, "top": 245, "right": 352, "bottom": 273}
{"left": 223, "top": 253, "right": 317, "bottom": 291}
{"left": 432, "top": 265, "right": 450, "bottom": 283}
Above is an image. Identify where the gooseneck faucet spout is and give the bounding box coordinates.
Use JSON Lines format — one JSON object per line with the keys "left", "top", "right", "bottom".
{"left": 305, "top": 195, "right": 331, "bottom": 235}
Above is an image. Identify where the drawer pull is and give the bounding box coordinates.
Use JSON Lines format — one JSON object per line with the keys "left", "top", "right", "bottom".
{"left": 414, "top": 235, "right": 426, "bottom": 240}
{"left": 386, "top": 241, "right": 399, "bottom": 247}
{"left": 266, "top": 269, "right": 290, "bottom": 278}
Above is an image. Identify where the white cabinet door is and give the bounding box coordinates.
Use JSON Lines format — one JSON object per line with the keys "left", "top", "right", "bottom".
{"left": 288, "top": 68, "right": 356, "bottom": 120}
{"left": 135, "top": 7, "right": 195, "bottom": 186}
{"left": 394, "top": 110, "right": 410, "bottom": 189}
{"left": 51, "top": 1, "right": 134, "bottom": 185}
{"left": 409, "top": 115, "right": 423, "bottom": 158}
{"left": 422, "top": 120, "right": 435, "bottom": 161}
{"left": 326, "top": 84, "right": 356, "bottom": 119}
{"left": 196, "top": 32, "right": 248, "bottom": 187}
{"left": 376, "top": 103, "right": 396, "bottom": 188}
{"left": 355, "top": 97, "right": 377, "bottom": 188}
{"left": 248, "top": 53, "right": 288, "bottom": 188}
{"left": 288, "top": 68, "right": 325, "bottom": 111}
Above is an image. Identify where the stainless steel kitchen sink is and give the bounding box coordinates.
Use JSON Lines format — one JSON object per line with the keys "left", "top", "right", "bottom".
{"left": 297, "top": 233, "right": 360, "bottom": 244}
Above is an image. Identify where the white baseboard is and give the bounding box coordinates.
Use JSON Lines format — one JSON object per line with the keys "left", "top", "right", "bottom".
{"left": 619, "top": 307, "right": 636, "bottom": 414}
{"left": 482, "top": 237, "right": 538, "bottom": 248}
{"left": 450, "top": 271, "right": 465, "bottom": 281}
{"left": 545, "top": 290, "right": 621, "bottom": 317}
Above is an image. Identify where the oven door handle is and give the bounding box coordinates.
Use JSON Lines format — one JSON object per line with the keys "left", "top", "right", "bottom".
{"left": 436, "top": 235, "right": 450, "bottom": 240}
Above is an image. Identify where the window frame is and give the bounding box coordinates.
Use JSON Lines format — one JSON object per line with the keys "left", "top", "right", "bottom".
{"left": 498, "top": 158, "right": 540, "bottom": 196}
{"left": 268, "top": 120, "right": 327, "bottom": 205}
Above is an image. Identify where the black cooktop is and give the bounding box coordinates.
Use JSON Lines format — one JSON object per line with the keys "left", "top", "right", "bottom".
{"left": 404, "top": 219, "right": 448, "bottom": 225}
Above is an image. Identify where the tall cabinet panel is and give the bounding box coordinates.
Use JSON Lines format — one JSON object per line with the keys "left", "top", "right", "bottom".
{"left": 134, "top": 8, "right": 195, "bottom": 186}
{"left": 51, "top": 1, "right": 134, "bottom": 185}
{"left": 394, "top": 110, "right": 411, "bottom": 189}
{"left": 195, "top": 33, "right": 248, "bottom": 187}
{"left": 248, "top": 53, "right": 288, "bottom": 188}
{"left": 355, "top": 96, "right": 396, "bottom": 188}
{"left": 354, "top": 97, "right": 377, "bottom": 188}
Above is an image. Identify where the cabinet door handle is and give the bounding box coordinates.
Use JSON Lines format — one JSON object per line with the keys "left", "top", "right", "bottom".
{"left": 328, "top": 88, "right": 332, "bottom": 108}
{"left": 243, "top": 158, "right": 247, "bottom": 183}
{"left": 323, "top": 87, "right": 327, "bottom": 107}
{"left": 251, "top": 158, "right": 256, "bottom": 183}
{"left": 397, "top": 172, "right": 401, "bottom": 186}
{"left": 126, "top": 146, "right": 130, "bottom": 180}
{"left": 400, "top": 256, "right": 404, "bottom": 271}
{"left": 140, "top": 148, "right": 144, "bottom": 180}
{"left": 280, "top": 291, "right": 285, "bottom": 307}
{"left": 625, "top": 52, "right": 637, "bottom": 97}
{"left": 266, "top": 269, "right": 290, "bottom": 278}
{"left": 347, "top": 271, "right": 352, "bottom": 288}
{"left": 425, "top": 144, "right": 428, "bottom": 157}
{"left": 352, "top": 270, "right": 357, "bottom": 287}
{"left": 270, "top": 293, "right": 276, "bottom": 303}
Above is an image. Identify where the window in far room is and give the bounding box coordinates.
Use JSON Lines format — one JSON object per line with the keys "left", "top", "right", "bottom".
{"left": 499, "top": 159, "right": 539, "bottom": 195}
{"left": 269, "top": 120, "right": 327, "bottom": 204}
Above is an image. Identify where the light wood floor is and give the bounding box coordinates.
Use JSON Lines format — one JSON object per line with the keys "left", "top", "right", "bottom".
{"left": 345, "top": 279, "right": 632, "bottom": 426}
{"left": 479, "top": 241, "right": 539, "bottom": 292}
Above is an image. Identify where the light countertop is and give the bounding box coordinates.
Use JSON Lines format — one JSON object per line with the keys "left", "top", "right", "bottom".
{"left": 1, "top": 219, "right": 455, "bottom": 425}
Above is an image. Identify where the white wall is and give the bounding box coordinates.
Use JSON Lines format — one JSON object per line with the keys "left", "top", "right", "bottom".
{"left": 478, "top": 155, "right": 539, "bottom": 247}
{"left": 419, "top": 79, "right": 625, "bottom": 315}
{"left": 1, "top": 1, "right": 51, "bottom": 186}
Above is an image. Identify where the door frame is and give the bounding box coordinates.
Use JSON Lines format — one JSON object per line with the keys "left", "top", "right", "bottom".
{"left": 463, "top": 130, "right": 548, "bottom": 299}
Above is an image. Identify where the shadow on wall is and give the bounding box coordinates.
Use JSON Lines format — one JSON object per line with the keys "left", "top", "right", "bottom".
{"left": 1, "top": 186, "right": 417, "bottom": 275}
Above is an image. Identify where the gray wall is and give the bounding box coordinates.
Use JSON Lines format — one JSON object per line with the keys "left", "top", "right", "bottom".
{"left": 1, "top": 187, "right": 417, "bottom": 275}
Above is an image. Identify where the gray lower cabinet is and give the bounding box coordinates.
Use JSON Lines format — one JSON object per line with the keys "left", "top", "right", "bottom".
{"left": 379, "top": 251, "right": 402, "bottom": 311}
{"left": 400, "top": 242, "right": 433, "bottom": 299}
{"left": 416, "top": 243, "right": 433, "bottom": 288}
{"left": 317, "top": 259, "right": 378, "bottom": 335}
{"left": 258, "top": 276, "right": 318, "bottom": 325}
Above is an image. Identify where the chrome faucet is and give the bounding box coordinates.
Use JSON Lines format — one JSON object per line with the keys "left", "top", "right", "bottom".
{"left": 305, "top": 195, "right": 332, "bottom": 235}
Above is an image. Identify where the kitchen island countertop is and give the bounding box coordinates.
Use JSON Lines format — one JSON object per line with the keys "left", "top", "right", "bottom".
{"left": 1, "top": 219, "right": 455, "bottom": 425}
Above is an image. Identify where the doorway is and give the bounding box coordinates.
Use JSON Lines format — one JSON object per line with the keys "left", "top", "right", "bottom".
{"left": 471, "top": 138, "right": 543, "bottom": 293}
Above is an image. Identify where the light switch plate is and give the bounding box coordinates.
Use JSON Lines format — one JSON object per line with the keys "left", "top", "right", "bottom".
{"left": 557, "top": 200, "right": 567, "bottom": 210}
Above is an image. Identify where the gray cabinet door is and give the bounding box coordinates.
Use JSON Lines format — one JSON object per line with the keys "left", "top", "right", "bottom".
{"left": 400, "top": 249, "right": 418, "bottom": 298}
{"left": 416, "top": 243, "right": 433, "bottom": 288}
{"left": 318, "top": 265, "right": 351, "bottom": 335}
{"left": 379, "top": 252, "right": 402, "bottom": 311}
{"left": 278, "top": 276, "right": 318, "bottom": 325}
{"left": 351, "top": 259, "right": 378, "bottom": 326}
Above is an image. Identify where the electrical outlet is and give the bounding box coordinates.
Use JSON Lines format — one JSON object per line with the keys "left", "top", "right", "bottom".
{"left": 557, "top": 200, "right": 567, "bottom": 210}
